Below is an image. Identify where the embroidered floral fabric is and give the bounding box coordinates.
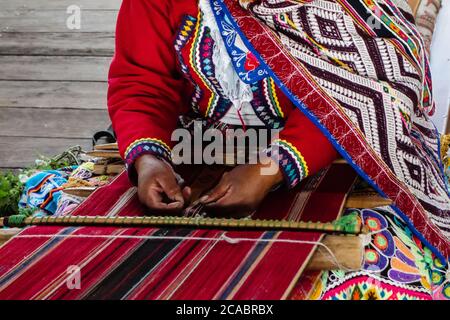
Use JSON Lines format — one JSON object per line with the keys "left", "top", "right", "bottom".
{"left": 310, "top": 208, "right": 450, "bottom": 300}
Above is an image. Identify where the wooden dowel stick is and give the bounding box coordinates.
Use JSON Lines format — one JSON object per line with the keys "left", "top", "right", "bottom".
{"left": 1, "top": 215, "right": 366, "bottom": 235}
{"left": 93, "top": 164, "right": 125, "bottom": 175}
{"left": 0, "top": 228, "right": 21, "bottom": 247}
{"left": 345, "top": 192, "right": 392, "bottom": 208}
{"left": 94, "top": 143, "right": 119, "bottom": 151}
{"left": 306, "top": 235, "right": 363, "bottom": 270}
{"left": 63, "top": 187, "right": 97, "bottom": 197}
{"left": 86, "top": 150, "right": 121, "bottom": 159}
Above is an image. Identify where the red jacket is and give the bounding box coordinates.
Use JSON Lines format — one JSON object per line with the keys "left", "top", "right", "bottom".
{"left": 108, "top": 0, "right": 338, "bottom": 187}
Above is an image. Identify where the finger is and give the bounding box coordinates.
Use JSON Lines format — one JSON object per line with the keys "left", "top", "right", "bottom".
{"left": 199, "top": 179, "right": 231, "bottom": 204}
{"left": 175, "top": 173, "right": 185, "bottom": 187}
{"left": 205, "top": 190, "right": 256, "bottom": 218}
{"left": 143, "top": 186, "right": 183, "bottom": 212}
{"left": 138, "top": 183, "right": 160, "bottom": 207}
{"left": 205, "top": 187, "right": 234, "bottom": 207}
{"left": 157, "top": 175, "right": 185, "bottom": 207}
{"left": 182, "top": 186, "right": 192, "bottom": 204}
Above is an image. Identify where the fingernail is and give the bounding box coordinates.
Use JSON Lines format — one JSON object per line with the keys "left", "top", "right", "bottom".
{"left": 200, "top": 195, "right": 209, "bottom": 203}
{"left": 168, "top": 201, "right": 182, "bottom": 209}
{"left": 204, "top": 201, "right": 216, "bottom": 207}
{"left": 172, "top": 195, "right": 184, "bottom": 202}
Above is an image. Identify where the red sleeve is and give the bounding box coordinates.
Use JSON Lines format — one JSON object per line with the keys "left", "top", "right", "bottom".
{"left": 107, "top": 0, "right": 189, "bottom": 168}
{"left": 267, "top": 108, "right": 339, "bottom": 188}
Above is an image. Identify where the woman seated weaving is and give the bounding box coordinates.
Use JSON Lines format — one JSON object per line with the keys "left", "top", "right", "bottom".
{"left": 108, "top": 0, "right": 450, "bottom": 299}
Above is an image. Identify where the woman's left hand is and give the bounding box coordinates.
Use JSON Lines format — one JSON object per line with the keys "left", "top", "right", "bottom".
{"left": 198, "top": 158, "right": 284, "bottom": 217}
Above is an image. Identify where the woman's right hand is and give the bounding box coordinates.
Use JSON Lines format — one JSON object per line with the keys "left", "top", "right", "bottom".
{"left": 135, "top": 154, "right": 191, "bottom": 213}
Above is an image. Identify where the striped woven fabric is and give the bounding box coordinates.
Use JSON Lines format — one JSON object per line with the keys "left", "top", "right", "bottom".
{"left": 0, "top": 164, "right": 357, "bottom": 300}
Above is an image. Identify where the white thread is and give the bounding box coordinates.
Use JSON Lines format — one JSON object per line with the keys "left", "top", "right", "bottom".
{"left": 360, "top": 227, "right": 389, "bottom": 248}
{"left": 220, "top": 234, "right": 240, "bottom": 244}
{"left": 14, "top": 233, "right": 361, "bottom": 272}
{"left": 360, "top": 233, "right": 372, "bottom": 247}
{"left": 359, "top": 227, "right": 389, "bottom": 269}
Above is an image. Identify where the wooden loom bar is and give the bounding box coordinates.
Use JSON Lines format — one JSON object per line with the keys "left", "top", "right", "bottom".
{"left": 93, "top": 163, "right": 125, "bottom": 175}
{"left": 86, "top": 150, "right": 121, "bottom": 159}
{"left": 61, "top": 187, "right": 97, "bottom": 197}
{"left": 344, "top": 192, "right": 392, "bottom": 208}
{"left": 93, "top": 143, "right": 120, "bottom": 151}
{"left": 0, "top": 214, "right": 367, "bottom": 235}
{"left": 0, "top": 228, "right": 21, "bottom": 247}
{"left": 307, "top": 235, "right": 363, "bottom": 270}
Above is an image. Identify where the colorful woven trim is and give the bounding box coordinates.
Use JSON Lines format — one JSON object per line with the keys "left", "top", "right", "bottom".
{"left": 174, "top": 15, "right": 204, "bottom": 115}
{"left": 267, "top": 139, "right": 309, "bottom": 188}
{"left": 174, "top": 15, "right": 197, "bottom": 55}
{"left": 190, "top": 11, "right": 234, "bottom": 120}
{"left": 124, "top": 138, "right": 172, "bottom": 166}
{"left": 266, "top": 77, "right": 284, "bottom": 118}
{"left": 250, "top": 81, "right": 284, "bottom": 129}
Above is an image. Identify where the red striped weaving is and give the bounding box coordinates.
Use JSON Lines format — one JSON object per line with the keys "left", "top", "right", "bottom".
{"left": 0, "top": 164, "right": 356, "bottom": 300}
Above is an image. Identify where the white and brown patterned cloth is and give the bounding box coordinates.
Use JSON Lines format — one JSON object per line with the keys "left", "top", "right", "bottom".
{"left": 222, "top": 0, "right": 450, "bottom": 257}
{"left": 409, "top": 0, "right": 442, "bottom": 54}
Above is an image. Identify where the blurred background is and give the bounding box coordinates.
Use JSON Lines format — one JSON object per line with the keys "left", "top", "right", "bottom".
{"left": 0, "top": 0, "right": 119, "bottom": 170}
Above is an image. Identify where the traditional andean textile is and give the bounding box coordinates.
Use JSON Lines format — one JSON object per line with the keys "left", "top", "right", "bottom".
{"left": 0, "top": 164, "right": 357, "bottom": 300}
{"left": 290, "top": 207, "right": 450, "bottom": 300}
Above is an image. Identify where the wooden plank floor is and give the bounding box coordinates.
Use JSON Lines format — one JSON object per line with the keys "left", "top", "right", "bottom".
{"left": 0, "top": 0, "right": 120, "bottom": 169}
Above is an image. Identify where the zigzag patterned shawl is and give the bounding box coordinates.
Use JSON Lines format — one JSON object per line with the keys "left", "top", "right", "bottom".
{"left": 215, "top": 0, "right": 450, "bottom": 259}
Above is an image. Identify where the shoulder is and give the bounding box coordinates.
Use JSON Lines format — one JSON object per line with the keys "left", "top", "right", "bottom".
{"left": 121, "top": 0, "right": 199, "bottom": 28}
{"left": 122, "top": 0, "right": 198, "bottom": 16}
